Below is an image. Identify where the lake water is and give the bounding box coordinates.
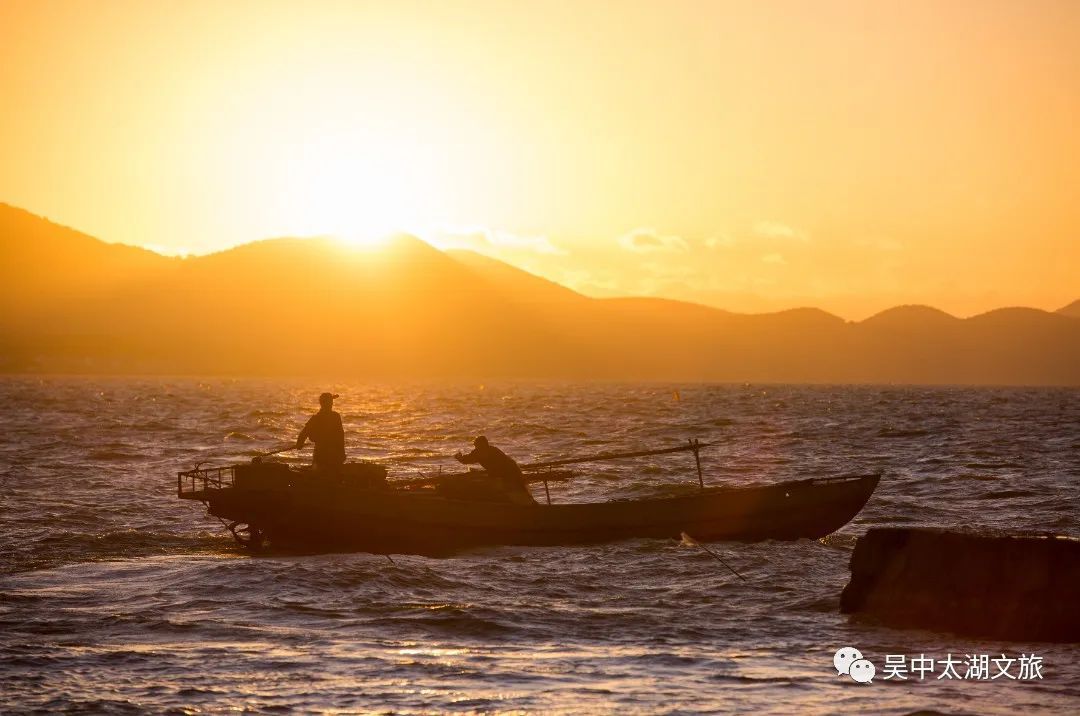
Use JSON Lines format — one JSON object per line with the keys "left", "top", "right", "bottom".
{"left": 1, "top": 378, "right": 1078, "bottom": 713}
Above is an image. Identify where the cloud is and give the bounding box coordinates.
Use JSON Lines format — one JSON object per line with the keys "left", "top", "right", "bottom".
{"left": 618, "top": 228, "right": 690, "bottom": 253}
{"left": 754, "top": 221, "right": 809, "bottom": 242}
{"left": 705, "top": 234, "right": 736, "bottom": 249}
{"left": 431, "top": 226, "right": 568, "bottom": 255}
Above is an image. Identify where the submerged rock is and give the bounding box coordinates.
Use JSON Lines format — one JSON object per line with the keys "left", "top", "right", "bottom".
{"left": 840, "top": 527, "right": 1080, "bottom": 642}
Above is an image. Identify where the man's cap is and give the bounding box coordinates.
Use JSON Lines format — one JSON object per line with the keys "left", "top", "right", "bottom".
{"left": 319, "top": 392, "right": 339, "bottom": 402}
{"left": 473, "top": 435, "right": 488, "bottom": 447}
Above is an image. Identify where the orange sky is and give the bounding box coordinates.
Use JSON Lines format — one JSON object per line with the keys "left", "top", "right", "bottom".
{"left": 1, "top": 0, "right": 1077, "bottom": 319}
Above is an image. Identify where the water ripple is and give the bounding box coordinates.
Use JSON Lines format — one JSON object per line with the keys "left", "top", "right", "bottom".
{"left": 1, "top": 378, "right": 1077, "bottom": 713}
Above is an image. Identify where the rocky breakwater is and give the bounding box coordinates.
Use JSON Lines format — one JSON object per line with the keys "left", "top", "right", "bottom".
{"left": 840, "top": 527, "right": 1080, "bottom": 642}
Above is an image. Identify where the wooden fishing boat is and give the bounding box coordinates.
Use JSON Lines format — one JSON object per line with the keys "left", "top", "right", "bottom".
{"left": 177, "top": 443, "right": 880, "bottom": 555}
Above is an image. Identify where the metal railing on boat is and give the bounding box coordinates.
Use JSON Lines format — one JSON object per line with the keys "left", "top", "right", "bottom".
{"left": 177, "top": 465, "right": 235, "bottom": 497}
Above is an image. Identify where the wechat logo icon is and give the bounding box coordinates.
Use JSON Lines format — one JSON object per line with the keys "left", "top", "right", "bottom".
{"left": 834, "top": 647, "right": 875, "bottom": 684}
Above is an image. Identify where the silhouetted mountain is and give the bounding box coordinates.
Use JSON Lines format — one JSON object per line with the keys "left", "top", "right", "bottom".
{"left": 861, "top": 305, "right": 960, "bottom": 330}
{"left": 0, "top": 203, "right": 175, "bottom": 313}
{"left": 1056, "top": 299, "right": 1080, "bottom": 318}
{"left": 445, "top": 249, "right": 584, "bottom": 308}
{"left": 1, "top": 203, "right": 1077, "bottom": 384}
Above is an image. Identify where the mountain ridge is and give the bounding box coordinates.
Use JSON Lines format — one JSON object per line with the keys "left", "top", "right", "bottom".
{"left": 1, "top": 203, "right": 1077, "bottom": 384}
{"left": 3, "top": 202, "right": 1073, "bottom": 324}
{"left": 1055, "top": 299, "right": 1080, "bottom": 318}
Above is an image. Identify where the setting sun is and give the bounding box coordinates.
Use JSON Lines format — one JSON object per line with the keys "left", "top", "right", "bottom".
{"left": 229, "top": 122, "right": 439, "bottom": 240}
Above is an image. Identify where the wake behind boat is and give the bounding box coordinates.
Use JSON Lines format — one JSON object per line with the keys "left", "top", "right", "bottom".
{"left": 177, "top": 441, "right": 880, "bottom": 555}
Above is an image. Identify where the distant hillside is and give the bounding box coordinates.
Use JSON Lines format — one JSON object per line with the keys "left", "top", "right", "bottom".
{"left": 0, "top": 203, "right": 175, "bottom": 316}
{"left": 1057, "top": 299, "right": 1080, "bottom": 319}
{"left": 1, "top": 203, "right": 1078, "bottom": 384}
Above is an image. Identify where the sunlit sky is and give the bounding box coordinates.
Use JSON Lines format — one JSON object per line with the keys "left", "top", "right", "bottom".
{"left": 2, "top": 0, "right": 1077, "bottom": 318}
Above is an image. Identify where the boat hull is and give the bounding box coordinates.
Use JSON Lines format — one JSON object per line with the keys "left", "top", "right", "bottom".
{"left": 187, "top": 473, "right": 880, "bottom": 555}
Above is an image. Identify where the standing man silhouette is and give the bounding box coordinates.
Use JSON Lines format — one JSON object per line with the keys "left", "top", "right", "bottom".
{"left": 296, "top": 392, "right": 346, "bottom": 473}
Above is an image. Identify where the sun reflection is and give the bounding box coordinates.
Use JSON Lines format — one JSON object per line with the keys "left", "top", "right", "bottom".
{"left": 398, "top": 647, "right": 471, "bottom": 657}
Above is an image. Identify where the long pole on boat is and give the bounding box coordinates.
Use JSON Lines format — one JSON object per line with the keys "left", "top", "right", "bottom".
{"left": 262, "top": 445, "right": 298, "bottom": 457}
{"left": 521, "top": 442, "right": 712, "bottom": 470}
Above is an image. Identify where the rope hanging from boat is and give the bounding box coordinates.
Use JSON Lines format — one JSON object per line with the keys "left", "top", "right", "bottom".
{"left": 681, "top": 532, "right": 747, "bottom": 582}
